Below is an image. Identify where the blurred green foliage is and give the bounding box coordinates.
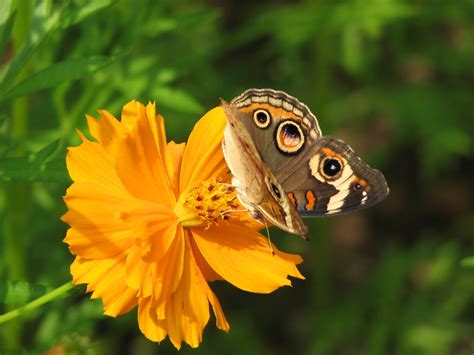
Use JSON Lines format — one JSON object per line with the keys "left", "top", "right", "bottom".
{"left": 0, "top": 0, "right": 472, "bottom": 354}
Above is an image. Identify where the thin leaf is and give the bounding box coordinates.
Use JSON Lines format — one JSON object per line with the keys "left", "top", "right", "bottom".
{"left": 0, "top": 280, "right": 52, "bottom": 307}
{"left": 3, "top": 56, "right": 119, "bottom": 100}
{"left": 461, "top": 256, "right": 474, "bottom": 268}
{"left": 0, "top": 0, "right": 112, "bottom": 94}
{"left": 152, "top": 86, "right": 204, "bottom": 114}
{"left": 0, "top": 0, "right": 12, "bottom": 25}
{"left": 0, "top": 156, "right": 70, "bottom": 183}
{"left": 0, "top": 2, "right": 62, "bottom": 95}
{"left": 60, "top": 0, "right": 115, "bottom": 28}
{"left": 0, "top": 11, "right": 15, "bottom": 58}
{"left": 0, "top": 140, "right": 70, "bottom": 183}
{"left": 142, "top": 9, "right": 218, "bottom": 36}
{"left": 33, "top": 139, "right": 62, "bottom": 163}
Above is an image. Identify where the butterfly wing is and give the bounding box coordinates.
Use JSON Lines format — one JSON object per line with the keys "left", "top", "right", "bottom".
{"left": 230, "top": 88, "right": 322, "bottom": 171}
{"left": 222, "top": 100, "right": 308, "bottom": 236}
{"left": 275, "top": 136, "right": 389, "bottom": 216}
{"left": 222, "top": 88, "right": 388, "bottom": 235}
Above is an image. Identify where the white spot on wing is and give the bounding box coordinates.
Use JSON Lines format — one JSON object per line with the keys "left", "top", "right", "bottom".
{"left": 252, "top": 96, "right": 268, "bottom": 103}
{"left": 282, "top": 101, "right": 293, "bottom": 111}
{"left": 235, "top": 98, "right": 252, "bottom": 108}
{"left": 309, "top": 152, "right": 357, "bottom": 212}
{"left": 293, "top": 107, "right": 303, "bottom": 117}
{"left": 326, "top": 181, "right": 352, "bottom": 211}
{"left": 269, "top": 97, "right": 282, "bottom": 107}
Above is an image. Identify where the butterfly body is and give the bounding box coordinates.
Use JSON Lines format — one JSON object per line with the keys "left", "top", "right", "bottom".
{"left": 222, "top": 89, "right": 389, "bottom": 237}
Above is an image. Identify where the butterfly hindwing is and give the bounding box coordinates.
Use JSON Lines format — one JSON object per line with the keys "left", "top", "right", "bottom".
{"left": 276, "top": 136, "right": 389, "bottom": 216}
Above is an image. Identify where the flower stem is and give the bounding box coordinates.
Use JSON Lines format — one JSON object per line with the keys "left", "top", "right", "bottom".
{"left": 0, "top": 281, "right": 75, "bottom": 325}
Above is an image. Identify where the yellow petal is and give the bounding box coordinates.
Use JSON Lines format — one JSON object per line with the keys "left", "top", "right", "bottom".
{"left": 140, "top": 220, "right": 178, "bottom": 263}
{"left": 71, "top": 255, "right": 137, "bottom": 317}
{"left": 63, "top": 182, "right": 135, "bottom": 258}
{"left": 125, "top": 246, "right": 156, "bottom": 298}
{"left": 179, "top": 107, "right": 228, "bottom": 193}
{"left": 125, "top": 220, "right": 177, "bottom": 298}
{"left": 165, "top": 141, "right": 185, "bottom": 196}
{"left": 146, "top": 102, "right": 167, "bottom": 158}
{"left": 163, "top": 243, "right": 211, "bottom": 349}
{"left": 138, "top": 297, "right": 167, "bottom": 343}
{"left": 164, "top": 285, "right": 184, "bottom": 349}
{"left": 120, "top": 101, "right": 167, "bottom": 159}
{"left": 192, "top": 222, "right": 304, "bottom": 293}
{"left": 63, "top": 182, "right": 174, "bottom": 259}
{"left": 121, "top": 100, "right": 143, "bottom": 131}
{"left": 138, "top": 283, "right": 208, "bottom": 350}
{"left": 153, "top": 227, "right": 185, "bottom": 306}
{"left": 121, "top": 102, "right": 157, "bottom": 133}
{"left": 201, "top": 281, "right": 229, "bottom": 332}
{"left": 182, "top": 240, "right": 210, "bottom": 334}
{"left": 66, "top": 133, "right": 124, "bottom": 189}
{"left": 188, "top": 234, "right": 222, "bottom": 281}
{"left": 189, "top": 239, "right": 229, "bottom": 331}
{"left": 115, "top": 106, "right": 175, "bottom": 206}
{"left": 86, "top": 110, "right": 127, "bottom": 156}
{"left": 136, "top": 238, "right": 214, "bottom": 350}
{"left": 64, "top": 226, "right": 132, "bottom": 259}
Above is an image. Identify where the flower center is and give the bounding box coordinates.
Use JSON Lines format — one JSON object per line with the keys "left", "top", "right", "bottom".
{"left": 174, "top": 178, "right": 239, "bottom": 228}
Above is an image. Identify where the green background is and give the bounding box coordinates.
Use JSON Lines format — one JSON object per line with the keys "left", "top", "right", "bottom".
{"left": 0, "top": 0, "right": 473, "bottom": 354}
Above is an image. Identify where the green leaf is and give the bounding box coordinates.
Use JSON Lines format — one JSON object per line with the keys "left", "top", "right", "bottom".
{"left": 0, "top": 10, "right": 15, "bottom": 58}
{"left": 461, "top": 256, "right": 474, "bottom": 268}
{"left": 0, "top": 156, "right": 70, "bottom": 183}
{"left": 0, "top": 0, "right": 12, "bottom": 25}
{"left": 33, "top": 139, "right": 62, "bottom": 163}
{"left": 3, "top": 55, "right": 119, "bottom": 100}
{"left": 0, "top": 280, "right": 52, "bottom": 307}
{"left": 0, "top": 140, "right": 70, "bottom": 183}
{"left": 152, "top": 86, "right": 204, "bottom": 114}
{"left": 60, "top": 0, "right": 115, "bottom": 28}
{"left": 0, "top": 1, "right": 62, "bottom": 95}
{"left": 142, "top": 9, "right": 217, "bottom": 36}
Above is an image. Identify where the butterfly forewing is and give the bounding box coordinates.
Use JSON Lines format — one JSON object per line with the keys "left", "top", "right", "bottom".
{"left": 222, "top": 100, "right": 308, "bottom": 236}
{"left": 230, "top": 89, "right": 321, "bottom": 173}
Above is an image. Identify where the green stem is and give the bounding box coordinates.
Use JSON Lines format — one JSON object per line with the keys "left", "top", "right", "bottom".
{"left": 0, "top": 281, "right": 75, "bottom": 325}
{"left": 1, "top": 0, "right": 33, "bottom": 348}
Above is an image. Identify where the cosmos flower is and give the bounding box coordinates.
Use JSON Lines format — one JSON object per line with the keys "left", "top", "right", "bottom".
{"left": 62, "top": 100, "right": 304, "bottom": 349}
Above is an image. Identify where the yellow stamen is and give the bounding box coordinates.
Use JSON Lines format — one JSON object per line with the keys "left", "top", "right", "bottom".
{"left": 174, "top": 203, "right": 203, "bottom": 227}
{"left": 175, "top": 178, "right": 238, "bottom": 228}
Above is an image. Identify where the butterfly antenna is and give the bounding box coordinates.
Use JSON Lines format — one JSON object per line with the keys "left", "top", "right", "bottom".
{"left": 263, "top": 219, "right": 275, "bottom": 256}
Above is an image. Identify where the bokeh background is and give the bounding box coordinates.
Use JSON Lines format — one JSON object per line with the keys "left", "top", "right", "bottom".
{"left": 0, "top": 0, "right": 473, "bottom": 354}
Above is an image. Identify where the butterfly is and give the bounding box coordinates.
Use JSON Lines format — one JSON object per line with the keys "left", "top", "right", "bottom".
{"left": 221, "top": 88, "right": 389, "bottom": 238}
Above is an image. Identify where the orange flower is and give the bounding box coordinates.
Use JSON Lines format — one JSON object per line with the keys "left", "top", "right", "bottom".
{"left": 62, "top": 100, "right": 304, "bottom": 349}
